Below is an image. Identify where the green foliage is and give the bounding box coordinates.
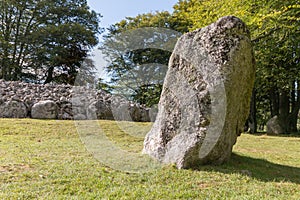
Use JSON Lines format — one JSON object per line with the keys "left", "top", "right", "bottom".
{"left": 173, "top": 0, "right": 300, "bottom": 132}
{"left": 101, "top": 12, "right": 183, "bottom": 106}
{"left": 107, "top": 11, "right": 188, "bottom": 33}
{"left": 100, "top": 0, "right": 299, "bottom": 131}
{"left": 0, "top": 0, "right": 102, "bottom": 84}
{"left": 96, "top": 78, "right": 114, "bottom": 93}
{"left": 1, "top": 119, "right": 300, "bottom": 199}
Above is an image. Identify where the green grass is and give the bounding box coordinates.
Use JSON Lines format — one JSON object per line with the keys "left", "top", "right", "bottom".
{"left": 0, "top": 119, "right": 300, "bottom": 199}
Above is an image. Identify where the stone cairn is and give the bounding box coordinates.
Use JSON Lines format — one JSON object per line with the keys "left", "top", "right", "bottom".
{"left": 143, "top": 16, "right": 256, "bottom": 169}
{"left": 0, "top": 79, "right": 152, "bottom": 122}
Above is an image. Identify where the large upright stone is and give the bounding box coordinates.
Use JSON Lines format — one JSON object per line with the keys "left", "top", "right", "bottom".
{"left": 143, "top": 16, "right": 255, "bottom": 169}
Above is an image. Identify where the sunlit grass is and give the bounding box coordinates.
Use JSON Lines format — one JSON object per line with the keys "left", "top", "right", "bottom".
{"left": 0, "top": 119, "right": 300, "bottom": 199}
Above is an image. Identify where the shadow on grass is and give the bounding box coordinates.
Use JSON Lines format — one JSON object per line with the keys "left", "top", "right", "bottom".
{"left": 196, "top": 153, "right": 300, "bottom": 184}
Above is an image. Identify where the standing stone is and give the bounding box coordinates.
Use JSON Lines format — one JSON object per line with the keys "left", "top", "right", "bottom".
{"left": 143, "top": 16, "right": 255, "bottom": 169}
{"left": 31, "top": 100, "right": 58, "bottom": 119}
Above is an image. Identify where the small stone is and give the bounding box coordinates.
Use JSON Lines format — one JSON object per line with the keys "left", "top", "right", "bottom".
{"left": 59, "top": 96, "right": 68, "bottom": 102}
{"left": 73, "top": 114, "right": 86, "bottom": 120}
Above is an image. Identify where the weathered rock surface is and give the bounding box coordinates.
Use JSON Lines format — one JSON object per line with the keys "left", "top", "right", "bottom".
{"left": 0, "top": 100, "right": 27, "bottom": 118}
{"left": 0, "top": 80, "right": 152, "bottom": 121}
{"left": 266, "top": 116, "right": 284, "bottom": 134}
{"left": 31, "top": 100, "right": 58, "bottom": 119}
{"left": 143, "top": 16, "right": 256, "bottom": 169}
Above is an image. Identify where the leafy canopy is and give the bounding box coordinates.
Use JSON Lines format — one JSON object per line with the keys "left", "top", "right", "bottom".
{"left": 0, "top": 0, "right": 102, "bottom": 84}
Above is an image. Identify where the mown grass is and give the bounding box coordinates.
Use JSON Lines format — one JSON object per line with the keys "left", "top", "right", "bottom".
{"left": 0, "top": 118, "right": 300, "bottom": 199}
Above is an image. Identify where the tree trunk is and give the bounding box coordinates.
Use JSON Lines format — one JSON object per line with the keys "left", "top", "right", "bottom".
{"left": 270, "top": 86, "right": 279, "bottom": 117}
{"left": 247, "top": 89, "right": 257, "bottom": 133}
{"left": 44, "top": 66, "right": 54, "bottom": 84}
{"left": 278, "top": 90, "right": 290, "bottom": 133}
{"left": 289, "top": 80, "right": 300, "bottom": 132}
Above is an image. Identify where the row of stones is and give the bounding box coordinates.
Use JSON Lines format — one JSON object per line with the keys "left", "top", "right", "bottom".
{"left": 0, "top": 80, "right": 155, "bottom": 121}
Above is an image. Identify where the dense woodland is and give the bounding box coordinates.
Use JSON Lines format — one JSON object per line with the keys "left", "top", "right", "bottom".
{"left": 0, "top": 0, "right": 299, "bottom": 133}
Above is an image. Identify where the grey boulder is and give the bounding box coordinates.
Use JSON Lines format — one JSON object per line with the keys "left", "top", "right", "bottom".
{"left": 143, "top": 16, "right": 256, "bottom": 169}
{"left": 31, "top": 100, "right": 58, "bottom": 119}
{"left": 266, "top": 116, "right": 284, "bottom": 134}
{"left": 0, "top": 100, "right": 27, "bottom": 118}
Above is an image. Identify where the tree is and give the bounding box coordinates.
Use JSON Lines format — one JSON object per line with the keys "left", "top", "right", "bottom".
{"left": 100, "top": 12, "right": 183, "bottom": 106}
{"left": 172, "top": 0, "right": 300, "bottom": 133}
{"left": 0, "top": 0, "right": 102, "bottom": 84}
{"left": 253, "top": 2, "right": 300, "bottom": 133}
{"left": 0, "top": 0, "right": 38, "bottom": 81}
{"left": 96, "top": 78, "right": 114, "bottom": 93}
{"left": 101, "top": 0, "right": 299, "bottom": 132}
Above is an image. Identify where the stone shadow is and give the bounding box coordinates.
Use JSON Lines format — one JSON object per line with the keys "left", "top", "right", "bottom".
{"left": 194, "top": 153, "right": 300, "bottom": 184}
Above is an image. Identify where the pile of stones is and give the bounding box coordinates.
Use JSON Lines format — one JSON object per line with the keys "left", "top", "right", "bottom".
{"left": 0, "top": 79, "right": 153, "bottom": 121}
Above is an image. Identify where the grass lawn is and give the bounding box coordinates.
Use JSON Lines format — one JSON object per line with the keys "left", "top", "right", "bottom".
{"left": 0, "top": 119, "right": 300, "bottom": 199}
